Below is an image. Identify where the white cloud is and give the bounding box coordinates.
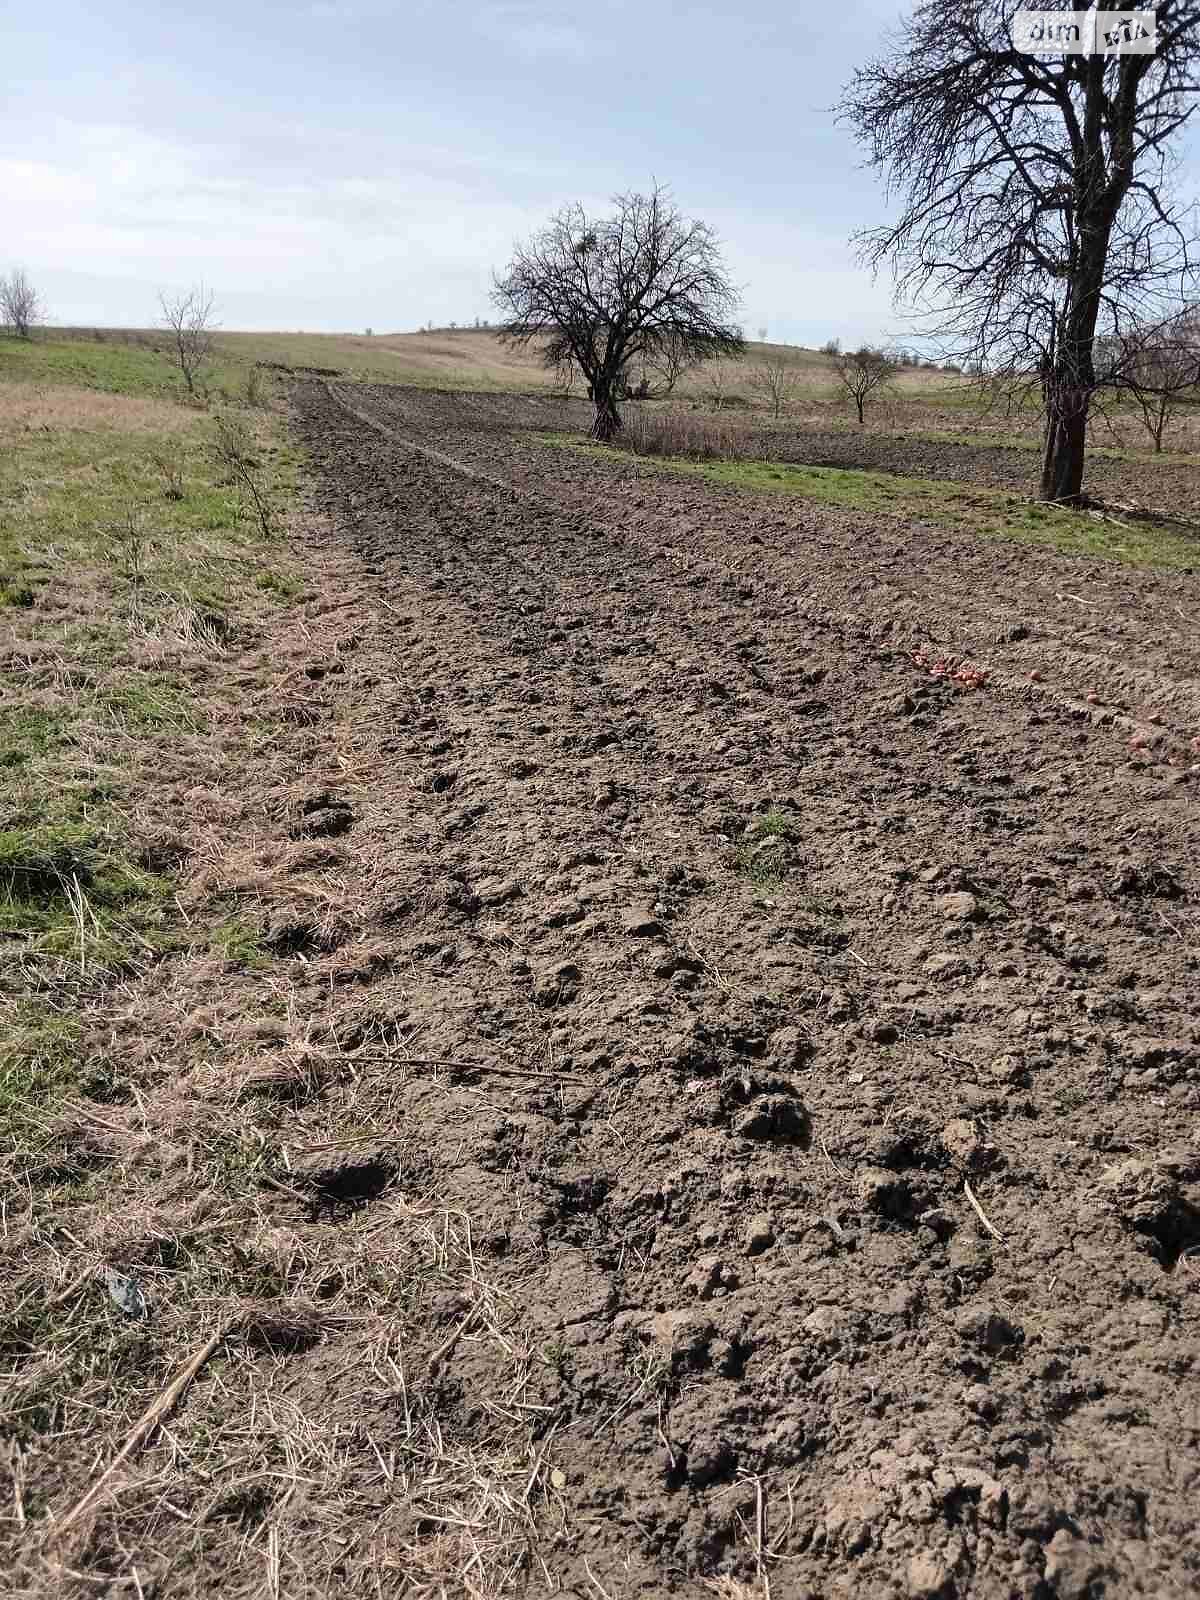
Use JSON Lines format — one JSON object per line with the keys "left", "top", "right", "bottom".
{"left": 476, "top": 5, "right": 597, "bottom": 61}
{"left": 0, "top": 119, "right": 556, "bottom": 329}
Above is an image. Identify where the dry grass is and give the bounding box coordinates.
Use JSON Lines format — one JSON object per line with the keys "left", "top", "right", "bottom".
{"left": 2, "top": 1155, "right": 563, "bottom": 1597}
{"left": 0, "top": 385, "right": 199, "bottom": 436}
{"left": 24, "top": 324, "right": 969, "bottom": 411}
{"left": 624, "top": 407, "right": 759, "bottom": 462}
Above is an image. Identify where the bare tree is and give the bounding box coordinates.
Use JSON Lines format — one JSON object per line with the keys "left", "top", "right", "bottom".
{"left": 213, "top": 414, "right": 271, "bottom": 538}
{"left": 159, "top": 285, "right": 218, "bottom": 396}
{"left": 644, "top": 331, "right": 695, "bottom": 396}
{"left": 1100, "top": 308, "right": 1200, "bottom": 449}
{"left": 703, "top": 359, "right": 731, "bottom": 412}
{"left": 0, "top": 268, "right": 43, "bottom": 339}
{"left": 820, "top": 337, "right": 841, "bottom": 358}
{"left": 833, "top": 345, "right": 899, "bottom": 424}
{"left": 838, "top": 1, "right": 1200, "bottom": 504}
{"left": 749, "top": 357, "right": 798, "bottom": 418}
{"left": 492, "top": 185, "right": 744, "bottom": 440}
{"left": 549, "top": 351, "right": 577, "bottom": 399}
{"left": 626, "top": 329, "right": 700, "bottom": 399}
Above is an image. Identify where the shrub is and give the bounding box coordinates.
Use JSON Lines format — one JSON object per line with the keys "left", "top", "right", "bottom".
{"left": 625, "top": 408, "right": 753, "bottom": 462}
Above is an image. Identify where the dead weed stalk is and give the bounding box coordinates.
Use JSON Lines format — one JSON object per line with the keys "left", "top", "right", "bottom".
{"left": 213, "top": 414, "right": 272, "bottom": 538}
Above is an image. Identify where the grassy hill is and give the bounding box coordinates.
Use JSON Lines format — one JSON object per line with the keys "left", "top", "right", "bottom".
{"left": 30, "top": 324, "right": 967, "bottom": 406}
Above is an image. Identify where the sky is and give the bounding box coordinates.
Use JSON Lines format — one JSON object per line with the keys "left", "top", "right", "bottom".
{"left": 1, "top": 2, "right": 1192, "bottom": 346}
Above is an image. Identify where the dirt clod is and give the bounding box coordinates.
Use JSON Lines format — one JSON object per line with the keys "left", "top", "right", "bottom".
{"left": 937, "top": 890, "right": 981, "bottom": 921}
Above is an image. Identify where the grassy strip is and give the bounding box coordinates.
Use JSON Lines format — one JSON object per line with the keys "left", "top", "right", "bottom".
{"left": 534, "top": 431, "right": 1200, "bottom": 570}
{"left": 0, "top": 330, "right": 254, "bottom": 403}
{"left": 894, "top": 424, "right": 1200, "bottom": 464}
{"left": 0, "top": 344, "right": 301, "bottom": 1144}
{"left": 3, "top": 328, "right": 541, "bottom": 396}
{"left": 0, "top": 340, "right": 345, "bottom": 1589}
{"left": 1, "top": 344, "right": 569, "bottom": 1596}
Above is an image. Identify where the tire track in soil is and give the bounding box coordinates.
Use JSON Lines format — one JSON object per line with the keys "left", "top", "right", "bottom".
{"left": 292, "top": 381, "right": 1200, "bottom": 1600}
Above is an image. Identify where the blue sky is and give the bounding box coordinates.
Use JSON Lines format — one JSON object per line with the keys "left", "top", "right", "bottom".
{"left": 2, "top": 1, "right": 1177, "bottom": 345}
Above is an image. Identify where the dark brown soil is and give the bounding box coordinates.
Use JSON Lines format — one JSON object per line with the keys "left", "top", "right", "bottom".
{"left": 739, "top": 420, "right": 1200, "bottom": 512}
{"left": 379, "top": 383, "right": 1200, "bottom": 509}
{"left": 281, "top": 380, "right": 1200, "bottom": 1599}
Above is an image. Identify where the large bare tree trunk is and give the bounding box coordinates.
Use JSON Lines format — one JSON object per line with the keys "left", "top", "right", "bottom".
{"left": 590, "top": 383, "right": 622, "bottom": 441}
{"left": 1040, "top": 384, "right": 1089, "bottom": 504}
{"left": 1040, "top": 214, "right": 1110, "bottom": 506}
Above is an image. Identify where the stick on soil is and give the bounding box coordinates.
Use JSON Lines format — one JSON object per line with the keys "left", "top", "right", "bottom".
{"left": 49, "top": 1325, "right": 231, "bottom": 1542}
{"left": 963, "top": 1178, "right": 1005, "bottom": 1244}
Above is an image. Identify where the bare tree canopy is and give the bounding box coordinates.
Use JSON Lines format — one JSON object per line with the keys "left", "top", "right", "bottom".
{"left": 159, "top": 285, "right": 218, "bottom": 396}
{"left": 1100, "top": 305, "right": 1200, "bottom": 448}
{"left": 832, "top": 345, "right": 900, "bottom": 424}
{"left": 838, "top": 1, "right": 1200, "bottom": 504}
{"left": 492, "top": 185, "right": 744, "bottom": 440}
{"left": 748, "top": 357, "right": 799, "bottom": 418}
{"left": 644, "top": 331, "right": 694, "bottom": 398}
{"left": 0, "top": 268, "right": 43, "bottom": 340}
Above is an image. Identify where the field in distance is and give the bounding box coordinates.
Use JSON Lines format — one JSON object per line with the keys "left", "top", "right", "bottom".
{"left": 30, "top": 323, "right": 967, "bottom": 405}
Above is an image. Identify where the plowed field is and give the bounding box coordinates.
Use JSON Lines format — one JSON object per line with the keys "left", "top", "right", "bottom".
{"left": 283, "top": 380, "right": 1200, "bottom": 1600}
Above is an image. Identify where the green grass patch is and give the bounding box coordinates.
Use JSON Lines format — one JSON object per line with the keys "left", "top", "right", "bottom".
{"left": 254, "top": 567, "right": 304, "bottom": 601}
{"left": 0, "top": 708, "right": 64, "bottom": 769}
{"left": 0, "top": 354, "right": 302, "bottom": 995}
{"left": 0, "top": 1005, "right": 86, "bottom": 1143}
{"left": 100, "top": 674, "right": 201, "bottom": 732}
{"left": 0, "top": 820, "right": 96, "bottom": 899}
{"left": 1, "top": 432, "right": 243, "bottom": 612}
{"left": 0, "top": 819, "right": 173, "bottom": 966}
{"left": 0, "top": 565, "right": 36, "bottom": 607}
{"left": 731, "top": 809, "right": 797, "bottom": 897}
{"left": 537, "top": 433, "right": 1200, "bottom": 570}
{"left": 211, "top": 918, "right": 270, "bottom": 968}
{"left": 0, "top": 331, "right": 244, "bottom": 402}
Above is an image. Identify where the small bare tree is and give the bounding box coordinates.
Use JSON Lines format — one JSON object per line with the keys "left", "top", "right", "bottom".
{"left": 643, "top": 330, "right": 696, "bottom": 396}
{"left": 213, "top": 414, "right": 271, "bottom": 538}
{"left": 159, "top": 285, "right": 218, "bottom": 396}
{"left": 1100, "top": 311, "right": 1200, "bottom": 450}
{"left": 833, "top": 345, "right": 899, "bottom": 424}
{"left": 549, "top": 351, "right": 577, "bottom": 400}
{"left": 0, "top": 269, "right": 43, "bottom": 339}
{"left": 703, "top": 360, "right": 731, "bottom": 411}
{"left": 749, "top": 357, "right": 798, "bottom": 418}
{"left": 492, "top": 185, "right": 744, "bottom": 440}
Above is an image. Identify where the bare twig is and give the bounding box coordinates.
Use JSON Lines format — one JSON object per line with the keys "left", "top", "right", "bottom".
{"left": 346, "top": 1054, "right": 589, "bottom": 1086}
{"left": 963, "top": 1178, "right": 1005, "bottom": 1244}
{"left": 50, "top": 1325, "right": 231, "bottom": 1540}
{"left": 755, "top": 1475, "right": 771, "bottom": 1600}
{"left": 584, "top": 1557, "right": 616, "bottom": 1600}
{"left": 819, "top": 1136, "right": 852, "bottom": 1183}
